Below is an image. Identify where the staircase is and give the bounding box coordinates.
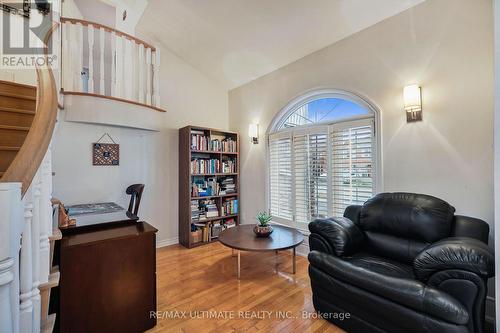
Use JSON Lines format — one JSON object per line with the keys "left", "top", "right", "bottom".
{"left": 0, "top": 68, "right": 59, "bottom": 333}
{"left": 0, "top": 81, "right": 36, "bottom": 179}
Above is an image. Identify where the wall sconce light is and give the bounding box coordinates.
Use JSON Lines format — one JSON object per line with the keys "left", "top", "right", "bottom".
{"left": 403, "top": 84, "right": 422, "bottom": 122}
{"left": 248, "top": 124, "right": 259, "bottom": 144}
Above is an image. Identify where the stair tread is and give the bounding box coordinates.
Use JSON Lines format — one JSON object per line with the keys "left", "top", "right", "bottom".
{"left": 41, "top": 313, "right": 56, "bottom": 333}
{"left": 49, "top": 228, "right": 62, "bottom": 241}
{"left": 0, "top": 91, "right": 36, "bottom": 101}
{"left": 0, "top": 106, "right": 35, "bottom": 115}
{"left": 0, "top": 146, "right": 21, "bottom": 151}
{"left": 39, "top": 269, "right": 60, "bottom": 290}
{"left": 0, "top": 124, "right": 30, "bottom": 131}
{"left": 0, "top": 80, "right": 36, "bottom": 90}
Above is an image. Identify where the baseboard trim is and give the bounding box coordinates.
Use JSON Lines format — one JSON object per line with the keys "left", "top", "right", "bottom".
{"left": 156, "top": 237, "right": 179, "bottom": 248}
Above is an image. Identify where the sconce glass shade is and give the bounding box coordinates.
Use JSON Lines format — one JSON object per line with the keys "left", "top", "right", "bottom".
{"left": 403, "top": 85, "right": 422, "bottom": 112}
{"left": 248, "top": 124, "right": 259, "bottom": 138}
{"left": 248, "top": 124, "right": 259, "bottom": 144}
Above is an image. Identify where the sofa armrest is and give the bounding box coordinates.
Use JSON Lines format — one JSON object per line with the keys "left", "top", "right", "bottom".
{"left": 308, "top": 217, "right": 364, "bottom": 257}
{"left": 413, "top": 237, "right": 494, "bottom": 281}
{"left": 343, "top": 204, "right": 362, "bottom": 225}
{"left": 309, "top": 251, "right": 469, "bottom": 325}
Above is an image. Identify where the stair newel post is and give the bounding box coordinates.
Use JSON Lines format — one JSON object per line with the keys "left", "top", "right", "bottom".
{"left": 153, "top": 48, "right": 160, "bottom": 107}
{"left": 31, "top": 172, "right": 42, "bottom": 332}
{"left": 146, "top": 47, "right": 152, "bottom": 106}
{"left": 39, "top": 151, "right": 52, "bottom": 285}
{"left": 19, "top": 188, "right": 34, "bottom": 333}
{"left": 88, "top": 24, "right": 95, "bottom": 94}
{"left": 0, "top": 183, "right": 21, "bottom": 333}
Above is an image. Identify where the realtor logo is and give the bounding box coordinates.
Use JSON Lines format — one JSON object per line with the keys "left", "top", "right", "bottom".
{"left": 1, "top": 1, "right": 57, "bottom": 68}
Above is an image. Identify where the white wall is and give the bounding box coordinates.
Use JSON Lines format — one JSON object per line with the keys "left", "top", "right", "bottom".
{"left": 229, "top": 0, "right": 493, "bottom": 229}
{"left": 229, "top": 0, "right": 495, "bottom": 313}
{"left": 52, "top": 42, "right": 228, "bottom": 244}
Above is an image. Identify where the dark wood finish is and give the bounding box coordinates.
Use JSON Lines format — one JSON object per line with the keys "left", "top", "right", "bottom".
{"left": 61, "top": 90, "right": 167, "bottom": 112}
{"left": 59, "top": 222, "right": 157, "bottom": 333}
{"left": 127, "top": 184, "right": 145, "bottom": 216}
{"left": 178, "top": 126, "right": 240, "bottom": 248}
{"left": 219, "top": 225, "right": 304, "bottom": 252}
{"left": 61, "top": 210, "right": 139, "bottom": 236}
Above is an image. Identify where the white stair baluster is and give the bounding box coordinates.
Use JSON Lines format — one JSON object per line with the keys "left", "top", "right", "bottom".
{"left": 111, "top": 31, "right": 117, "bottom": 97}
{"left": 31, "top": 173, "right": 42, "bottom": 333}
{"left": 39, "top": 150, "right": 52, "bottom": 285}
{"left": 146, "top": 47, "right": 152, "bottom": 105}
{"left": 0, "top": 183, "right": 21, "bottom": 333}
{"left": 154, "top": 48, "right": 160, "bottom": 107}
{"left": 138, "top": 43, "right": 144, "bottom": 103}
{"left": 19, "top": 193, "right": 34, "bottom": 333}
{"left": 76, "top": 23, "right": 84, "bottom": 92}
{"left": 99, "top": 27, "right": 105, "bottom": 95}
{"left": 115, "top": 34, "right": 123, "bottom": 98}
{"left": 88, "top": 24, "right": 95, "bottom": 94}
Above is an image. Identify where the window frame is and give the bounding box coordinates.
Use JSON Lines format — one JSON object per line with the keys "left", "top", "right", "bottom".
{"left": 266, "top": 89, "right": 382, "bottom": 231}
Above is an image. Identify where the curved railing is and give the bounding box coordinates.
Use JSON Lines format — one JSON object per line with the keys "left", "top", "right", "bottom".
{"left": 1, "top": 25, "right": 59, "bottom": 195}
{"left": 60, "top": 17, "right": 163, "bottom": 111}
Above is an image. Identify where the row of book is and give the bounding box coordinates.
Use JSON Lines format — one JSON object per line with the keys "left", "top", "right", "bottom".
{"left": 191, "top": 219, "right": 236, "bottom": 243}
{"left": 190, "top": 130, "right": 237, "bottom": 153}
{"left": 192, "top": 176, "right": 219, "bottom": 197}
{"left": 191, "top": 199, "right": 239, "bottom": 221}
{"left": 191, "top": 158, "right": 220, "bottom": 174}
{"left": 191, "top": 131, "right": 210, "bottom": 151}
{"left": 191, "top": 176, "right": 236, "bottom": 197}
{"left": 220, "top": 177, "right": 236, "bottom": 195}
{"left": 221, "top": 198, "right": 238, "bottom": 216}
{"left": 222, "top": 159, "right": 237, "bottom": 173}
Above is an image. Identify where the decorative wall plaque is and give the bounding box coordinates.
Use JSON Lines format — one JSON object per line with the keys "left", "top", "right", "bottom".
{"left": 92, "top": 133, "right": 119, "bottom": 166}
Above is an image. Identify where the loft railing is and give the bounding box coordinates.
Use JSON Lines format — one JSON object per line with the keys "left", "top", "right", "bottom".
{"left": 60, "top": 17, "right": 163, "bottom": 111}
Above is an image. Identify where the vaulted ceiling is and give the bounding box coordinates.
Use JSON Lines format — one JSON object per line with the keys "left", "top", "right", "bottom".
{"left": 137, "top": 0, "right": 425, "bottom": 90}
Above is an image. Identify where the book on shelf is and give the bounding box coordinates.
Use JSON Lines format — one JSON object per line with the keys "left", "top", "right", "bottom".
{"left": 221, "top": 138, "right": 236, "bottom": 152}
{"left": 219, "top": 177, "right": 236, "bottom": 195}
{"left": 196, "top": 199, "right": 219, "bottom": 220}
{"left": 192, "top": 176, "right": 219, "bottom": 197}
{"left": 191, "top": 130, "right": 209, "bottom": 151}
{"left": 221, "top": 198, "right": 238, "bottom": 216}
{"left": 221, "top": 158, "right": 237, "bottom": 173}
{"left": 224, "top": 218, "right": 236, "bottom": 229}
{"left": 191, "top": 158, "right": 220, "bottom": 174}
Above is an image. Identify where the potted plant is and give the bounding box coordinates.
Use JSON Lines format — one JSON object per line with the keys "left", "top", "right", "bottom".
{"left": 254, "top": 211, "right": 273, "bottom": 237}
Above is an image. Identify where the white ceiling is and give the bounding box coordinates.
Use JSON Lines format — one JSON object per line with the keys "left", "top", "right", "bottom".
{"left": 137, "top": 0, "right": 425, "bottom": 90}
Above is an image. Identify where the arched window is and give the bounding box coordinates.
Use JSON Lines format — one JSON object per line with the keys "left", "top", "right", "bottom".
{"left": 268, "top": 90, "right": 379, "bottom": 229}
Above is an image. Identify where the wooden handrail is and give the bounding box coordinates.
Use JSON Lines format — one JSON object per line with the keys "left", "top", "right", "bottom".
{"left": 60, "top": 17, "right": 156, "bottom": 51}
{"left": 1, "top": 23, "right": 59, "bottom": 195}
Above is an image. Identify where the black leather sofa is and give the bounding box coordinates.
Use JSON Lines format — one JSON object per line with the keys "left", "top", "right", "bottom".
{"left": 308, "top": 193, "right": 494, "bottom": 333}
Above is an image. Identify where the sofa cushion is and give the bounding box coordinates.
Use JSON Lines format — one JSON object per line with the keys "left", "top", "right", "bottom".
{"left": 308, "top": 251, "right": 469, "bottom": 325}
{"left": 344, "top": 252, "right": 415, "bottom": 280}
{"left": 360, "top": 192, "right": 455, "bottom": 243}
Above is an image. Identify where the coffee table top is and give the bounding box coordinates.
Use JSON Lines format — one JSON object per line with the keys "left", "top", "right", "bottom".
{"left": 219, "top": 224, "right": 304, "bottom": 252}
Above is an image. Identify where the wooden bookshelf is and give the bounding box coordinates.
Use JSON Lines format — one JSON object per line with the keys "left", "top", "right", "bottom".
{"left": 179, "top": 126, "right": 240, "bottom": 248}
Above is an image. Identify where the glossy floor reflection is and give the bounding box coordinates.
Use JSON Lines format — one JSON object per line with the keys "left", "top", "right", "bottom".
{"left": 148, "top": 242, "right": 344, "bottom": 333}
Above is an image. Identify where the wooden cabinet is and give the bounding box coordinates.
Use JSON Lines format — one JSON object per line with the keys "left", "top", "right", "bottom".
{"left": 59, "top": 222, "right": 157, "bottom": 333}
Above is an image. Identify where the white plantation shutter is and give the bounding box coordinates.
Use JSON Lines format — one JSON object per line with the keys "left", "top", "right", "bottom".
{"left": 269, "top": 133, "right": 293, "bottom": 220}
{"left": 293, "top": 129, "right": 328, "bottom": 226}
{"left": 269, "top": 112, "right": 376, "bottom": 229}
{"left": 331, "top": 119, "right": 375, "bottom": 217}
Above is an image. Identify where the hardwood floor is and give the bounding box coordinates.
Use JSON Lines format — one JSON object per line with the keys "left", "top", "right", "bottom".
{"left": 149, "top": 242, "right": 344, "bottom": 333}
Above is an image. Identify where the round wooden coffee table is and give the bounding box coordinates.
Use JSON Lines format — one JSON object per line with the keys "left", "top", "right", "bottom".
{"left": 219, "top": 224, "right": 304, "bottom": 279}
